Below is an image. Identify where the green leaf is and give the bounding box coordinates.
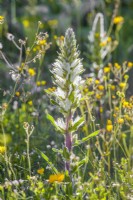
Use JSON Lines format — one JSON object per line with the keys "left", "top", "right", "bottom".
{"left": 74, "top": 130, "right": 99, "bottom": 146}
{"left": 46, "top": 113, "right": 64, "bottom": 133}
{"left": 50, "top": 99, "right": 59, "bottom": 106}
{"left": 68, "top": 91, "right": 75, "bottom": 102}
{"left": 69, "top": 117, "right": 84, "bottom": 133}
{"left": 71, "top": 157, "right": 88, "bottom": 173}
{"left": 63, "top": 147, "right": 70, "bottom": 160}
{"left": 52, "top": 148, "right": 63, "bottom": 154}
{"left": 36, "top": 148, "right": 58, "bottom": 174}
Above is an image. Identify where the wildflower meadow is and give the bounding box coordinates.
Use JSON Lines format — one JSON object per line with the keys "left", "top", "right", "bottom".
{"left": 0, "top": 0, "right": 133, "bottom": 199}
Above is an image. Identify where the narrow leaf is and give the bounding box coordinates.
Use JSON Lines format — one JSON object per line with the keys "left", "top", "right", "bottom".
{"left": 36, "top": 148, "right": 58, "bottom": 174}
{"left": 74, "top": 130, "right": 99, "bottom": 146}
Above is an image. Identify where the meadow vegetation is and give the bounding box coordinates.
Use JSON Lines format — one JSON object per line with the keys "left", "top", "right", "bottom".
{"left": 0, "top": 1, "right": 133, "bottom": 199}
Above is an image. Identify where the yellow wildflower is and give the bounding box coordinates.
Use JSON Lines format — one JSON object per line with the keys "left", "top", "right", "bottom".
{"left": 107, "top": 37, "right": 112, "bottom": 42}
{"left": 95, "top": 33, "right": 100, "bottom": 38}
{"left": 84, "top": 88, "right": 89, "bottom": 93}
{"left": 112, "top": 95, "right": 116, "bottom": 99}
{"left": 15, "top": 91, "right": 20, "bottom": 97}
{"left": 95, "top": 80, "right": 100, "bottom": 85}
{"left": 106, "top": 120, "right": 113, "bottom": 132}
{"left": 124, "top": 115, "right": 131, "bottom": 121}
{"left": 98, "top": 85, "right": 104, "bottom": 91}
{"left": 49, "top": 173, "right": 64, "bottom": 183}
{"left": 99, "top": 107, "right": 103, "bottom": 113}
{"left": 37, "top": 168, "right": 44, "bottom": 175}
{"left": 104, "top": 67, "right": 110, "bottom": 73}
{"left": 124, "top": 75, "right": 129, "bottom": 80}
{"left": 47, "top": 87, "right": 56, "bottom": 93}
{"left": 28, "top": 68, "right": 36, "bottom": 76}
{"left": 38, "top": 39, "right": 46, "bottom": 46}
{"left": 48, "top": 19, "right": 58, "bottom": 28}
{"left": 0, "top": 146, "right": 6, "bottom": 154}
{"left": 22, "top": 19, "right": 30, "bottom": 28}
{"left": 113, "top": 16, "right": 124, "bottom": 24}
{"left": 114, "top": 107, "right": 119, "bottom": 111}
{"left": 117, "top": 118, "right": 124, "bottom": 124}
{"left": 111, "top": 85, "right": 116, "bottom": 91}
{"left": 96, "top": 94, "right": 102, "bottom": 100}
{"left": 100, "top": 41, "right": 107, "bottom": 47}
{"left": 0, "top": 16, "right": 4, "bottom": 24}
{"left": 28, "top": 101, "right": 33, "bottom": 106}
{"left": 60, "top": 36, "right": 64, "bottom": 41}
{"left": 41, "top": 81, "right": 46, "bottom": 86}
{"left": 36, "top": 81, "right": 41, "bottom": 86}
{"left": 122, "top": 101, "right": 129, "bottom": 108}
{"left": 114, "top": 63, "right": 121, "bottom": 69}
{"left": 54, "top": 35, "right": 58, "bottom": 40}
{"left": 127, "top": 62, "right": 133, "bottom": 68}
{"left": 119, "top": 82, "right": 126, "bottom": 89}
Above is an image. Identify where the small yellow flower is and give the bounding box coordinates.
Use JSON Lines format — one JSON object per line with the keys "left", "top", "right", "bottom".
{"left": 124, "top": 115, "right": 131, "bottom": 121}
{"left": 37, "top": 168, "right": 44, "bottom": 175}
{"left": 113, "top": 16, "right": 124, "bottom": 24}
{"left": 122, "top": 101, "right": 129, "bottom": 108}
{"left": 49, "top": 173, "right": 64, "bottom": 183}
{"left": 119, "top": 82, "right": 126, "bottom": 89}
{"left": 59, "top": 36, "right": 64, "bottom": 41}
{"left": 98, "top": 85, "right": 104, "bottom": 91}
{"left": 22, "top": 19, "right": 30, "bottom": 28}
{"left": 54, "top": 35, "right": 58, "bottom": 40}
{"left": 100, "top": 41, "right": 107, "bottom": 47}
{"left": 112, "top": 95, "right": 116, "bottom": 99}
{"left": 99, "top": 107, "right": 103, "bottom": 113}
{"left": 28, "top": 68, "right": 36, "bottom": 76}
{"left": 111, "top": 85, "right": 116, "bottom": 91}
{"left": 0, "top": 146, "right": 6, "bottom": 154}
{"left": 48, "top": 19, "right": 58, "bottom": 28}
{"left": 15, "top": 91, "right": 20, "bottom": 97}
{"left": 114, "top": 107, "right": 119, "bottom": 111}
{"left": 95, "top": 80, "right": 100, "bottom": 85}
{"left": 0, "top": 16, "right": 4, "bottom": 24}
{"left": 47, "top": 87, "right": 56, "bottom": 93}
{"left": 117, "top": 118, "right": 124, "bottom": 124}
{"left": 38, "top": 39, "right": 46, "bottom": 46}
{"left": 28, "top": 101, "right": 33, "bottom": 106}
{"left": 114, "top": 63, "right": 121, "bottom": 69}
{"left": 106, "top": 120, "right": 113, "bottom": 132}
{"left": 104, "top": 67, "right": 110, "bottom": 73}
{"left": 96, "top": 94, "right": 102, "bottom": 100}
{"left": 41, "top": 81, "right": 46, "bottom": 86}
{"left": 107, "top": 37, "right": 112, "bottom": 43}
{"left": 84, "top": 88, "right": 89, "bottom": 93}
{"left": 127, "top": 62, "right": 133, "bottom": 68}
{"left": 36, "top": 81, "right": 41, "bottom": 86}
